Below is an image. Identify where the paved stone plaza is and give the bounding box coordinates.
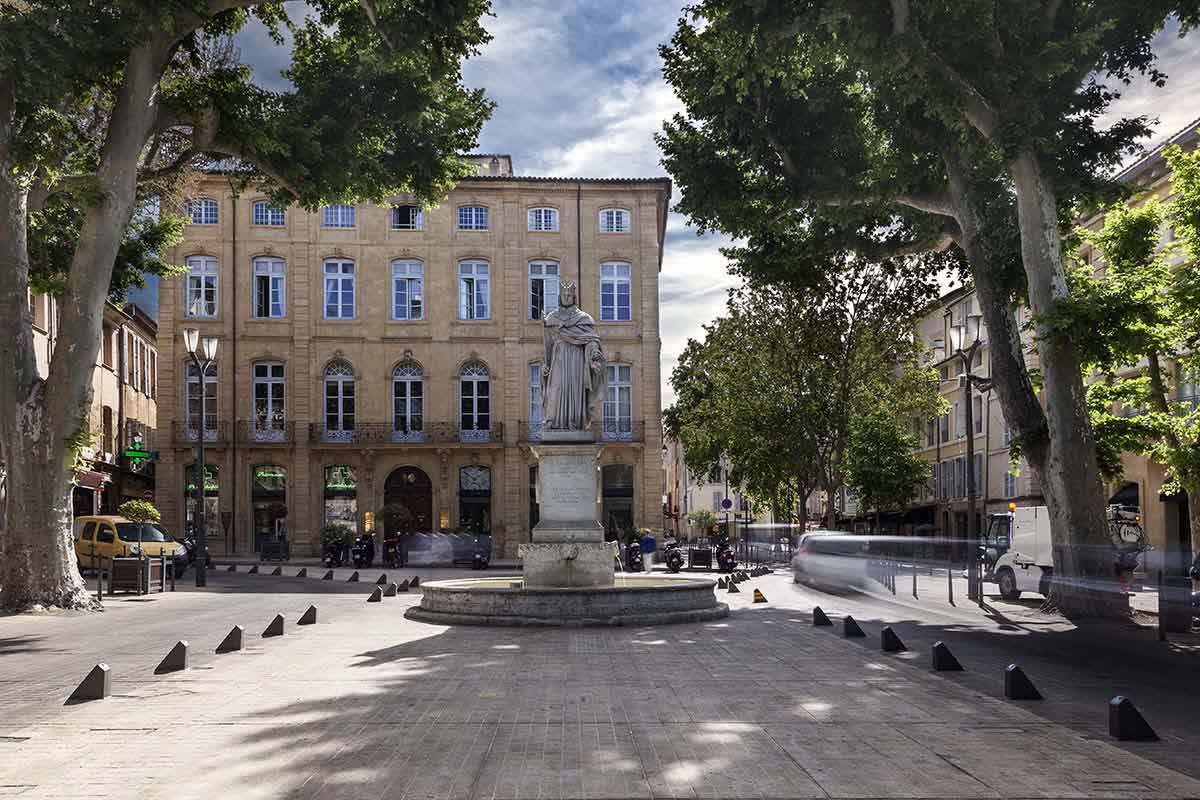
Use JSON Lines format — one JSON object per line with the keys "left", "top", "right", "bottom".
{"left": 1, "top": 568, "right": 1199, "bottom": 799}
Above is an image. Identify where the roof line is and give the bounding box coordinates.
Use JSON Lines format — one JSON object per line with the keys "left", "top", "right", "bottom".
{"left": 1113, "top": 116, "right": 1200, "bottom": 184}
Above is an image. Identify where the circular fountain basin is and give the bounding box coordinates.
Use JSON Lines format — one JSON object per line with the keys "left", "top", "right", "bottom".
{"left": 405, "top": 574, "right": 729, "bottom": 627}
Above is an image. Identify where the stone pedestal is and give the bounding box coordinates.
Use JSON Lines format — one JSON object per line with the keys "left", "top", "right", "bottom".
{"left": 519, "top": 441, "right": 614, "bottom": 588}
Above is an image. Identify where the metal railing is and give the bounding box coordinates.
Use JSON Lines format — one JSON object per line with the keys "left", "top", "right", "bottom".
{"left": 518, "top": 419, "right": 644, "bottom": 443}
{"left": 236, "top": 420, "right": 296, "bottom": 445}
{"left": 307, "top": 421, "right": 503, "bottom": 445}
{"left": 172, "top": 421, "right": 230, "bottom": 445}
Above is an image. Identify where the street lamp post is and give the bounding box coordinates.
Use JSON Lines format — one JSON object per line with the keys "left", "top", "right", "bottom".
{"left": 183, "top": 328, "right": 218, "bottom": 588}
{"left": 948, "top": 314, "right": 991, "bottom": 605}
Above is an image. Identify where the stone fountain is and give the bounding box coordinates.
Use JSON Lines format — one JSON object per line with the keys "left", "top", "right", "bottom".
{"left": 407, "top": 283, "right": 727, "bottom": 627}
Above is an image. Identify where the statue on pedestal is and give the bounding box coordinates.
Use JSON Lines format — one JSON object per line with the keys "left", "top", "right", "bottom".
{"left": 541, "top": 281, "right": 606, "bottom": 432}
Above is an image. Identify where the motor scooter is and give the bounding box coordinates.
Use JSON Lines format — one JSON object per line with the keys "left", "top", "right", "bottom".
{"left": 624, "top": 540, "right": 644, "bottom": 572}
{"left": 351, "top": 533, "right": 375, "bottom": 569}
{"left": 663, "top": 534, "right": 684, "bottom": 573}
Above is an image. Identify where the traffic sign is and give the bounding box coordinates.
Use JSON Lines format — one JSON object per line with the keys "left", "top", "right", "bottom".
{"left": 721, "top": 498, "right": 732, "bottom": 510}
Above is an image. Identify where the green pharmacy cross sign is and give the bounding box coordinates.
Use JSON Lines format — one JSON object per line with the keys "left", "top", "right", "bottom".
{"left": 123, "top": 447, "right": 158, "bottom": 469}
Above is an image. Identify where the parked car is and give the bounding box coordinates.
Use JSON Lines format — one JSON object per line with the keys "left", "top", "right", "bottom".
{"left": 73, "top": 515, "right": 188, "bottom": 578}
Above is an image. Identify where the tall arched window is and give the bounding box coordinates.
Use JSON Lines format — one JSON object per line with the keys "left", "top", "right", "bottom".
{"left": 252, "top": 361, "right": 286, "bottom": 441}
{"left": 323, "top": 361, "right": 355, "bottom": 441}
{"left": 253, "top": 257, "right": 285, "bottom": 318}
{"left": 459, "top": 361, "right": 490, "bottom": 442}
{"left": 603, "top": 364, "right": 633, "bottom": 440}
{"left": 392, "top": 362, "right": 424, "bottom": 442}
{"left": 185, "top": 256, "right": 218, "bottom": 318}
{"left": 529, "top": 261, "right": 559, "bottom": 320}
{"left": 185, "top": 361, "right": 217, "bottom": 439}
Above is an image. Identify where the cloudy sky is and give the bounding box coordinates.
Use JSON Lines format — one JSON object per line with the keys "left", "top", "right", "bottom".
{"left": 236, "top": 3, "right": 1200, "bottom": 405}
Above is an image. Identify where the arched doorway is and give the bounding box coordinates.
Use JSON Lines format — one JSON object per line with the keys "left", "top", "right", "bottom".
{"left": 602, "top": 464, "right": 635, "bottom": 542}
{"left": 382, "top": 466, "right": 433, "bottom": 537}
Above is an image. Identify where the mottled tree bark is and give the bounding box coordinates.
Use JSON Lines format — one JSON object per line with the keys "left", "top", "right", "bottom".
{"left": 1008, "top": 150, "right": 1122, "bottom": 618}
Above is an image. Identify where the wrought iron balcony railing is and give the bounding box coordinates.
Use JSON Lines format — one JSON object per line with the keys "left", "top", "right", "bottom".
{"left": 307, "top": 421, "right": 503, "bottom": 445}
{"left": 172, "top": 421, "right": 230, "bottom": 445}
{"left": 236, "top": 420, "right": 296, "bottom": 445}
{"left": 518, "top": 419, "right": 644, "bottom": 443}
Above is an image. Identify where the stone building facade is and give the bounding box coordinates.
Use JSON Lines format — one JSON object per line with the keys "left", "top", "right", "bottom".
{"left": 156, "top": 156, "right": 670, "bottom": 559}
{"left": 25, "top": 294, "right": 158, "bottom": 516}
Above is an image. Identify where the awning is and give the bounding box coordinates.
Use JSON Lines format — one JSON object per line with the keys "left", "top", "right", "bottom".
{"left": 75, "top": 470, "right": 110, "bottom": 490}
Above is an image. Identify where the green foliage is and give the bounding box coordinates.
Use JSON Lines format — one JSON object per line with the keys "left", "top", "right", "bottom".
{"left": 846, "top": 409, "right": 932, "bottom": 516}
{"left": 321, "top": 524, "right": 352, "bottom": 545}
{"left": 667, "top": 267, "right": 940, "bottom": 523}
{"left": 687, "top": 509, "right": 718, "bottom": 533}
{"left": 1068, "top": 143, "right": 1200, "bottom": 496}
{"left": 118, "top": 499, "right": 161, "bottom": 524}
{"left": 4, "top": 0, "right": 494, "bottom": 300}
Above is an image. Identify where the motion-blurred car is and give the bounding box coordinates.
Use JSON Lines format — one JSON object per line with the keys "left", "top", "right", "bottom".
{"left": 73, "top": 515, "right": 188, "bottom": 578}
{"left": 791, "top": 531, "right": 874, "bottom": 592}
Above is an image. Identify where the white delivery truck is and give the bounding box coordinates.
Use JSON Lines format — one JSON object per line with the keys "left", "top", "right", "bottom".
{"left": 987, "top": 504, "right": 1146, "bottom": 601}
{"left": 990, "top": 506, "right": 1054, "bottom": 601}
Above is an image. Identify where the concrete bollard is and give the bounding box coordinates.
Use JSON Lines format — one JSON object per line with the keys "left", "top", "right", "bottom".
{"left": 843, "top": 616, "right": 866, "bottom": 638}
{"left": 216, "top": 626, "right": 244, "bottom": 653}
{"left": 377, "top": 573, "right": 388, "bottom": 585}
{"left": 812, "top": 606, "right": 832, "bottom": 626}
{"left": 398, "top": 579, "right": 410, "bottom": 592}
{"left": 67, "top": 664, "right": 111, "bottom": 704}
{"left": 717, "top": 577, "right": 727, "bottom": 589}
{"left": 1004, "top": 664, "right": 1042, "bottom": 700}
{"left": 297, "top": 605, "right": 318, "bottom": 625}
{"left": 347, "top": 571, "right": 359, "bottom": 583}
{"left": 262, "top": 614, "right": 285, "bottom": 638}
{"left": 727, "top": 580, "right": 740, "bottom": 593}
{"left": 367, "top": 586, "right": 383, "bottom": 602}
{"left": 881, "top": 626, "right": 907, "bottom": 652}
{"left": 295, "top": 568, "right": 307, "bottom": 578}
{"left": 322, "top": 570, "right": 333, "bottom": 580}
{"left": 226, "top": 564, "right": 237, "bottom": 572}
{"left": 410, "top": 576, "right": 420, "bottom": 589}
{"left": 752, "top": 589, "right": 767, "bottom": 603}
{"left": 270, "top": 566, "right": 282, "bottom": 576}
{"left": 931, "top": 641, "right": 964, "bottom": 671}
{"left": 248, "top": 564, "right": 258, "bottom": 574}
{"left": 383, "top": 582, "right": 398, "bottom": 598}
{"left": 1108, "top": 696, "right": 1158, "bottom": 741}
{"left": 154, "top": 641, "right": 190, "bottom": 674}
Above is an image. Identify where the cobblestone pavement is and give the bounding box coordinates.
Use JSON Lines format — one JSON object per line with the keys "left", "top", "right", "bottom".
{"left": 1, "top": 567, "right": 1198, "bottom": 799}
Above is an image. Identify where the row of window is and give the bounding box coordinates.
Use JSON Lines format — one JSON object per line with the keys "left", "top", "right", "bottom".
{"left": 184, "top": 256, "right": 635, "bottom": 322}
{"left": 185, "top": 199, "right": 633, "bottom": 234}
{"left": 185, "top": 360, "right": 635, "bottom": 440}
{"left": 921, "top": 394, "right": 985, "bottom": 448}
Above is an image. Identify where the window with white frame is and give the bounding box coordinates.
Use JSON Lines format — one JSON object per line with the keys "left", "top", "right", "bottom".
{"left": 529, "top": 363, "right": 544, "bottom": 439}
{"left": 457, "top": 205, "right": 488, "bottom": 230}
{"left": 1004, "top": 467, "right": 1017, "bottom": 498}
{"left": 322, "top": 204, "right": 356, "bottom": 228}
{"left": 185, "top": 256, "right": 219, "bottom": 318}
{"left": 603, "top": 364, "right": 633, "bottom": 439}
{"left": 527, "top": 207, "right": 558, "bottom": 232}
{"left": 185, "top": 198, "right": 218, "bottom": 225}
{"left": 529, "top": 261, "right": 560, "bottom": 320}
{"left": 392, "top": 362, "right": 424, "bottom": 440}
{"left": 973, "top": 395, "right": 983, "bottom": 434}
{"left": 955, "top": 400, "right": 965, "bottom": 439}
{"left": 252, "top": 362, "right": 286, "bottom": 438}
{"left": 323, "top": 259, "right": 355, "bottom": 319}
{"left": 391, "top": 204, "right": 423, "bottom": 230}
{"left": 323, "top": 361, "right": 355, "bottom": 437}
{"left": 252, "top": 201, "right": 285, "bottom": 226}
{"left": 599, "top": 208, "right": 630, "bottom": 233}
{"left": 460, "top": 361, "right": 490, "bottom": 437}
{"left": 391, "top": 260, "right": 424, "bottom": 320}
{"left": 973, "top": 453, "right": 983, "bottom": 496}
{"left": 458, "top": 260, "right": 490, "bottom": 320}
{"left": 185, "top": 362, "right": 217, "bottom": 434}
{"left": 253, "top": 258, "right": 285, "bottom": 318}
{"left": 1179, "top": 366, "right": 1199, "bottom": 409}
{"left": 600, "top": 262, "right": 632, "bottom": 321}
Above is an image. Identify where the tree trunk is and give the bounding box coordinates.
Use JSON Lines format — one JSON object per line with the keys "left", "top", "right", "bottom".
{"left": 1008, "top": 150, "right": 1124, "bottom": 619}
{"left": 0, "top": 43, "right": 166, "bottom": 610}
{"left": 1188, "top": 488, "right": 1200, "bottom": 591}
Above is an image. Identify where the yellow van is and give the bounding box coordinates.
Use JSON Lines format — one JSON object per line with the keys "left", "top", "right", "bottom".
{"left": 74, "top": 515, "right": 188, "bottom": 578}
